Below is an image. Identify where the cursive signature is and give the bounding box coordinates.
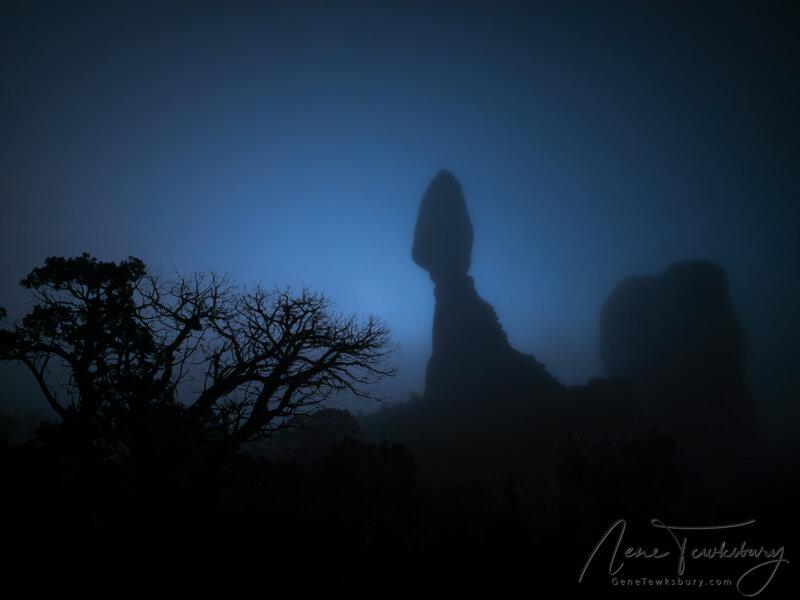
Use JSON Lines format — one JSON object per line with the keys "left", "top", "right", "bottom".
{"left": 579, "top": 518, "right": 789, "bottom": 597}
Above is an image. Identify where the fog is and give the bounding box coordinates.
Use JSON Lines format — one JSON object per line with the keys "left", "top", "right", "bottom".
{"left": 2, "top": 0, "right": 798, "bottom": 441}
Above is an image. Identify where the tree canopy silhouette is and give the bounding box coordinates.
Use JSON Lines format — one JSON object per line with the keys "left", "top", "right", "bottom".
{"left": 0, "top": 254, "right": 395, "bottom": 457}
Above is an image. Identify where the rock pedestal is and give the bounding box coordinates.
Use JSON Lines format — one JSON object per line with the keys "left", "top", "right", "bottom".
{"left": 412, "top": 171, "right": 557, "bottom": 415}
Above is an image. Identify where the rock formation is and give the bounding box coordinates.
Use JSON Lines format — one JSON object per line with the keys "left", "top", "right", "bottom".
{"left": 412, "top": 171, "right": 558, "bottom": 416}
{"left": 412, "top": 170, "right": 473, "bottom": 284}
{"left": 363, "top": 171, "right": 755, "bottom": 485}
{"left": 600, "top": 260, "right": 756, "bottom": 451}
{"left": 361, "top": 171, "right": 565, "bottom": 480}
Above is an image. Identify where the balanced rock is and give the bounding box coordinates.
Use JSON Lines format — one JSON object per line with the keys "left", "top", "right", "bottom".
{"left": 412, "top": 171, "right": 557, "bottom": 416}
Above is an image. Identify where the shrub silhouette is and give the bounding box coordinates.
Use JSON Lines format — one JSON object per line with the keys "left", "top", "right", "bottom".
{"left": 554, "top": 429, "right": 684, "bottom": 533}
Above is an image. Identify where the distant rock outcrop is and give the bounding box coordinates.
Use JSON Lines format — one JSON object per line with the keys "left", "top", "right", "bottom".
{"left": 600, "top": 260, "right": 756, "bottom": 451}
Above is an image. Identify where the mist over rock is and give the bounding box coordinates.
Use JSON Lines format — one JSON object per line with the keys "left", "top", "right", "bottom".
{"left": 600, "top": 260, "right": 756, "bottom": 451}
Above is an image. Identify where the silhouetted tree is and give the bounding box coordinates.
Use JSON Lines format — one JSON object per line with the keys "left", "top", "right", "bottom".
{"left": 0, "top": 254, "right": 395, "bottom": 457}
{"left": 0, "top": 255, "right": 159, "bottom": 454}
